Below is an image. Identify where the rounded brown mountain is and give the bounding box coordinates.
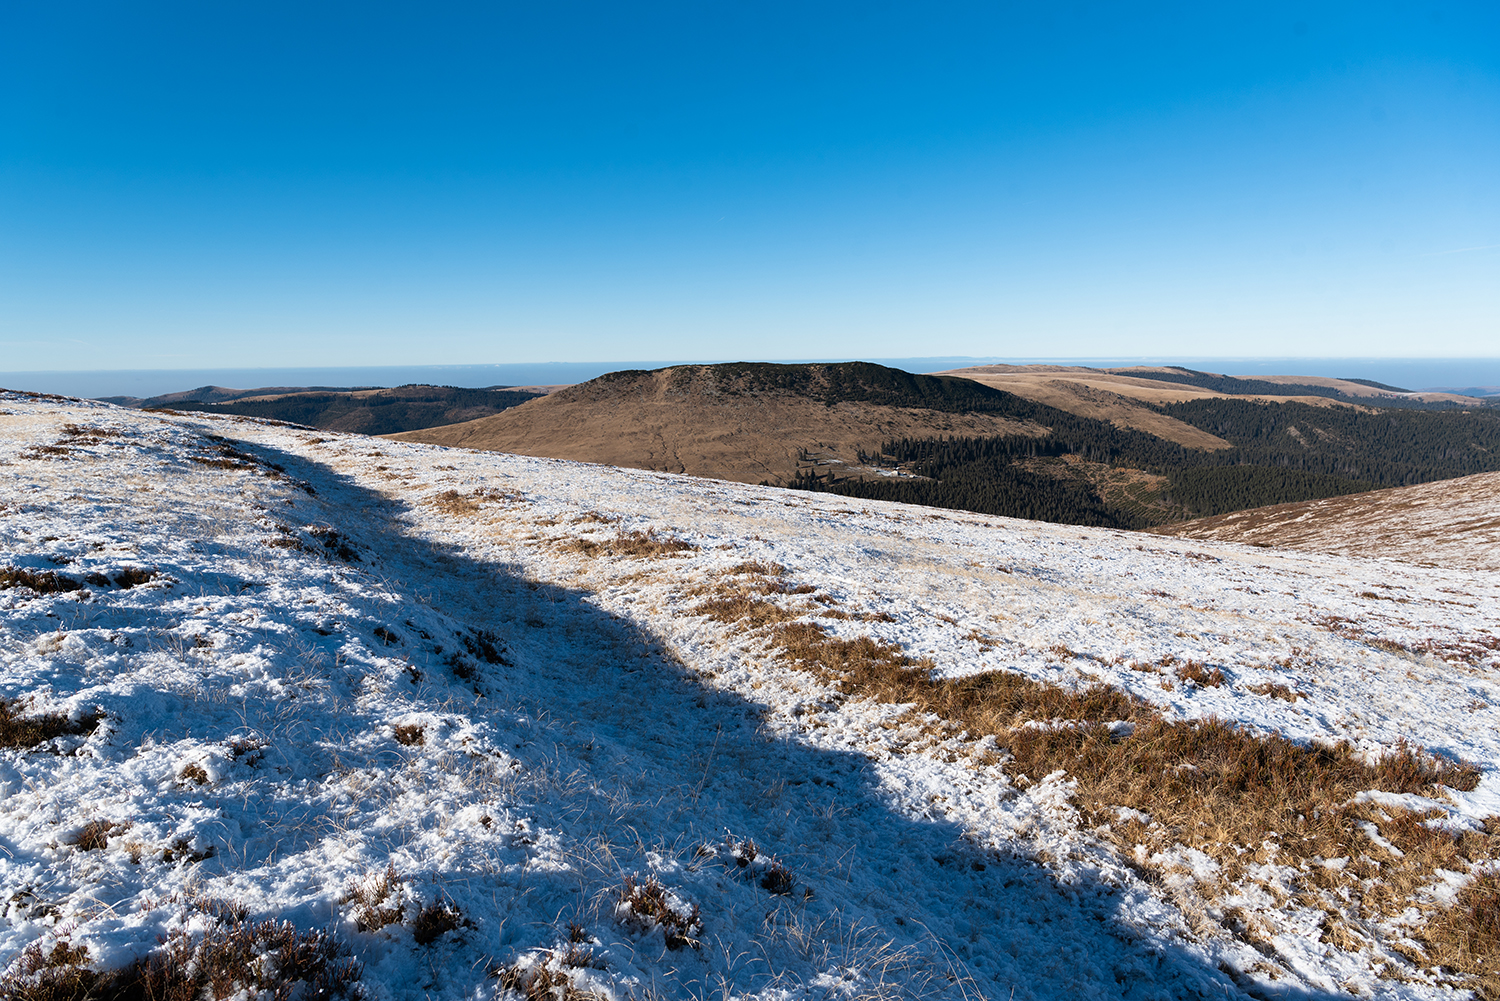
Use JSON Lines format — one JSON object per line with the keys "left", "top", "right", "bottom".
{"left": 389, "top": 362, "right": 1048, "bottom": 485}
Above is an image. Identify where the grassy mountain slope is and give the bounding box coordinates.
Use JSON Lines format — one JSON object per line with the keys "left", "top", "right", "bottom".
{"left": 1152, "top": 470, "right": 1500, "bottom": 570}
{"left": 135, "top": 384, "right": 544, "bottom": 435}
{"left": 3, "top": 393, "right": 1497, "bottom": 1000}
{"left": 390, "top": 363, "right": 1048, "bottom": 485}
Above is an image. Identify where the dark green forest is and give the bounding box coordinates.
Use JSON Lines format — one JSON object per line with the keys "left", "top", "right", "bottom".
{"left": 790, "top": 394, "right": 1500, "bottom": 528}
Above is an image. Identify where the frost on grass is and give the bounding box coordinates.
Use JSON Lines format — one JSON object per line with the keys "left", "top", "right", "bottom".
{"left": 3, "top": 393, "right": 1499, "bottom": 1001}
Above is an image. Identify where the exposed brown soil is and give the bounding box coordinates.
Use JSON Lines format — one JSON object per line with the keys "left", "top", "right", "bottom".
{"left": 390, "top": 366, "right": 1046, "bottom": 485}
{"left": 1151, "top": 471, "right": 1500, "bottom": 571}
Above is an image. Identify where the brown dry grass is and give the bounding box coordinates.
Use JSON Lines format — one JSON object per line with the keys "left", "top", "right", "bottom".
{"left": 340, "top": 863, "right": 404, "bottom": 932}
{"left": 1173, "top": 660, "right": 1226, "bottom": 688}
{"left": 699, "top": 578, "right": 1498, "bottom": 988}
{"left": 0, "top": 568, "right": 82, "bottom": 594}
{"left": 0, "top": 900, "right": 361, "bottom": 1001}
{"left": 391, "top": 724, "right": 425, "bottom": 747}
{"left": 490, "top": 947, "right": 605, "bottom": 1001}
{"left": 428, "top": 487, "right": 525, "bottom": 516}
{"left": 557, "top": 529, "right": 697, "bottom": 560}
{"left": 1421, "top": 871, "right": 1500, "bottom": 997}
{"left": 1246, "top": 682, "right": 1304, "bottom": 702}
{"left": 616, "top": 876, "right": 701, "bottom": 951}
{"left": 0, "top": 700, "right": 104, "bottom": 751}
{"left": 411, "top": 901, "right": 466, "bottom": 945}
{"left": 68, "top": 820, "right": 128, "bottom": 852}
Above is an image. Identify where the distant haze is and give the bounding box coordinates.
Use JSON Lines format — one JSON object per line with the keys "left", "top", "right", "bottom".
{"left": 3, "top": 358, "right": 1500, "bottom": 401}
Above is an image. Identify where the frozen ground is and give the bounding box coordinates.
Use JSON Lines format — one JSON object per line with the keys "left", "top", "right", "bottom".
{"left": 1, "top": 393, "right": 1497, "bottom": 1000}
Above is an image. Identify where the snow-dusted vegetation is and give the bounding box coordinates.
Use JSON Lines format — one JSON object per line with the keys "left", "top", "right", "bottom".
{"left": 2, "top": 392, "right": 1497, "bottom": 1000}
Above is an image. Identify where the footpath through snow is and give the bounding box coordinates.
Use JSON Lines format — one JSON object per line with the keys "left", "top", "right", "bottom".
{"left": 1, "top": 394, "right": 1497, "bottom": 1001}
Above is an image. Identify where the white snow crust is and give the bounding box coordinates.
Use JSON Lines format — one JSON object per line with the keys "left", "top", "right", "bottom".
{"left": 2, "top": 394, "right": 1497, "bottom": 1000}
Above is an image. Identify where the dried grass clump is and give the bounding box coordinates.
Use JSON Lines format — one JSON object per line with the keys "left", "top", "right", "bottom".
{"left": 0, "top": 904, "right": 361, "bottom": 1001}
{"left": 0, "top": 700, "right": 104, "bottom": 751}
{"left": 308, "top": 527, "right": 359, "bottom": 562}
{"left": 392, "top": 724, "right": 425, "bottom": 747}
{"left": 1246, "top": 682, "right": 1303, "bottom": 702}
{"left": 616, "top": 876, "right": 701, "bottom": 951}
{"left": 430, "top": 487, "right": 525, "bottom": 516}
{"left": 411, "top": 901, "right": 466, "bottom": 945}
{"left": 689, "top": 563, "right": 825, "bottom": 626}
{"left": 341, "top": 863, "right": 405, "bottom": 932}
{"left": 110, "top": 567, "right": 157, "bottom": 589}
{"left": 69, "top": 820, "right": 128, "bottom": 852}
{"left": 558, "top": 529, "right": 697, "bottom": 560}
{"left": 694, "top": 591, "right": 804, "bottom": 627}
{"left": 1173, "top": 660, "right": 1226, "bottom": 688}
{"left": 0, "top": 567, "right": 82, "bottom": 594}
{"left": 462, "top": 629, "right": 508, "bottom": 665}
{"left": 490, "top": 947, "right": 605, "bottom": 1001}
{"left": 723, "top": 560, "right": 784, "bottom": 576}
{"left": 178, "top": 762, "right": 209, "bottom": 786}
{"left": 430, "top": 490, "right": 481, "bottom": 516}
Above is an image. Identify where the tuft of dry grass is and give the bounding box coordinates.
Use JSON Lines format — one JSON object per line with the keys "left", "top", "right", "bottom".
{"left": 490, "top": 948, "right": 605, "bottom": 1001}
{"left": 616, "top": 876, "right": 701, "bottom": 951}
{"left": 1173, "top": 660, "right": 1226, "bottom": 688}
{"left": 722, "top": 560, "right": 785, "bottom": 576}
{"left": 429, "top": 487, "right": 525, "bottom": 516}
{"left": 341, "top": 864, "right": 405, "bottom": 933}
{"left": 430, "top": 490, "right": 481, "bottom": 516}
{"left": 69, "top": 820, "right": 128, "bottom": 852}
{"left": 1420, "top": 871, "right": 1500, "bottom": 997}
{"left": 1246, "top": 682, "right": 1304, "bottom": 702}
{"left": 557, "top": 529, "right": 697, "bottom": 560}
{"left": 391, "top": 724, "right": 425, "bottom": 747}
{"left": 178, "top": 762, "right": 209, "bottom": 786}
{"left": 0, "top": 567, "right": 82, "bottom": 594}
{"left": 0, "top": 900, "right": 361, "bottom": 1001}
{"left": 0, "top": 700, "right": 104, "bottom": 751}
{"left": 411, "top": 901, "right": 466, "bottom": 945}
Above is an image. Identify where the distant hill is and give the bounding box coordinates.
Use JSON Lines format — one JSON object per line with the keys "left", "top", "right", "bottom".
{"left": 389, "top": 363, "right": 1049, "bottom": 485}
{"left": 1151, "top": 471, "right": 1500, "bottom": 571}
{"left": 103, "top": 384, "right": 545, "bottom": 435}
{"left": 392, "top": 361, "right": 1500, "bottom": 531}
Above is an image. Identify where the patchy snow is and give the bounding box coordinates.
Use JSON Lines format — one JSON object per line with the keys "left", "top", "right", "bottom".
{"left": 1, "top": 394, "right": 1497, "bottom": 1000}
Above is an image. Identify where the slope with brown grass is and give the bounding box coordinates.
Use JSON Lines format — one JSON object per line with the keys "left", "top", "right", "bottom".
{"left": 390, "top": 364, "right": 1046, "bottom": 485}
{"left": 1152, "top": 470, "right": 1500, "bottom": 572}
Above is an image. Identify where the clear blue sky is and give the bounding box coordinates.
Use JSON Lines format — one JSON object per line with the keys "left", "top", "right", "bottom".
{"left": 2, "top": 1, "right": 1496, "bottom": 371}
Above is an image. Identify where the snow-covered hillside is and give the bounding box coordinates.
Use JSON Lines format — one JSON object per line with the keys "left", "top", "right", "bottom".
{"left": 2, "top": 392, "right": 1497, "bottom": 1001}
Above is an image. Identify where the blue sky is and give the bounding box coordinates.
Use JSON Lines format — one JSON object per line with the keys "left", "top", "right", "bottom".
{"left": 2, "top": 1, "right": 1496, "bottom": 371}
